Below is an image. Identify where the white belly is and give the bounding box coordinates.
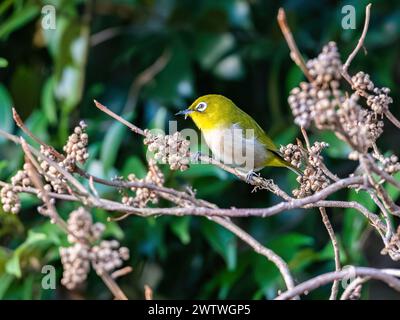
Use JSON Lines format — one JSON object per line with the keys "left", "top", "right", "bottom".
{"left": 202, "top": 125, "right": 268, "bottom": 171}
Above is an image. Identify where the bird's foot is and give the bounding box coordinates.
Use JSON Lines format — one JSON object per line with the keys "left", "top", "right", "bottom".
{"left": 192, "top": 151, "right": 202, "bottom": 163}
{"left": 245, "top": 170, "right": 260, "bottom": 184}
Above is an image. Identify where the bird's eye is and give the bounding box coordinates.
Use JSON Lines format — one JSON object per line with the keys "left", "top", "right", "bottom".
{"left": 196, "top": 102, "right": 207, "bottom": 112}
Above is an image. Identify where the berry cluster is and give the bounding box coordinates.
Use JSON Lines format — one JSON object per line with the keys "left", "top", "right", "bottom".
{"left": 0, "top": 163, "right": 33, "bottom": 214}
{"left": 62, "top": 121, "right": 89, "bottom": 170}
{"left": 122, "top": 159, "right": 165, "bottom": 208}
{"left": 40, "top": 121, "right": 89, "bottom": 194}
{"left": 337, "top": 94, "right": 383, "bottom": 152}
{"left": 144, "top": 130, "right": 190, "bottom": 171}
{"left": 60, "top": 207, "right": 129, "bottom": 289}
{"left": 288, "top": 42, "right": 391, "bottom": 157}
{"left": 280, "top": 143, "right": 304, "bottom": 169}
{"left": 306, "top": 41, "right": 342, "bottom": 86}
{"left": 282, "top": 141, "right": 331, "bottom": 199}
{"left": 91, "top": 240, "right": 130, "bottom": 275}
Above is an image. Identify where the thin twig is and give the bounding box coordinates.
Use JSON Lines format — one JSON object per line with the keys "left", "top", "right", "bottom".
{"left": 277, "top": 8, "right": 314, "bottom": 82}
{"left": 276, "top": 267, "right": 400, "bottom": 300}
{"left": 319, "top": 207, "right": 341, "bottom": 300}
{"left": 144, "top": 285, "right": 153, "bottom": 300}
{"left": 340, "top": 277, "right": 369, "bottom": 300}
{"left": 99, "top": 272, "right": 128, "bottom": 300}
{"left": 212, "top": 216, "right": 297, "bottom": 297}
{"left": 111, "top": 266, "right": 133, "bottom": 279}
{"left": 385, "top": 110, "right": 400, "bottom": 130}
{"left": 13, "top": 108, "right": 64, "bottom": 160}
{"left": 94, "top": 100, "right": 145, "bottom": 136}
{"left": 342, "top": 4, "right": 372, "bottom": 73}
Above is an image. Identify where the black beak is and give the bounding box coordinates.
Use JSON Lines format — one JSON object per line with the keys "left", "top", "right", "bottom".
{"left": 175, "top": 109, "right": 194, "bottom": 119}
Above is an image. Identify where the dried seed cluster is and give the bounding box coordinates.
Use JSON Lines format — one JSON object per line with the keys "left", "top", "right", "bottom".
{"left": 40, "top": 146, "right": 68, "bottom": 194}
{"left": 288, "top": 82, "right": 343, "bottom": 130}
{"left": 39, "top": 121, "right": 89, "bottom": 194}
{"left": 288, "top": 42, "right": 390, "bottom": 156}
{"left": 0, "top": 163, "right": 33, "bottom": 214}
{"left": 351, "top": 71, "right": 393, "bottom": 115}
{"left": 311, "top": 87, "right": 341, "bottom": 130}
{"left": 382, "top": 155, "right": 400, "bottom": 175}
{"left": 288, "top": 82, "right": 316, "bottom": 128}
{"left": 337, "top": 94, "right": 383, "bottom": 152}
{"left": 373, "top": 152, "right": 400, "bottom": 175}
{"left": 66, "top": 207, "right": 105, "bottom": 243}
{"left": 91, "top": 240, "right": 130, "bottom": 275}
{"left": 367, "top": 87, "right": 392, "bottom": 115}
{"left": 293, "top": 167, "right": 330, "bottom": 198}
{"left": 292, "top": 141, "right": 330, "bottom": 198}
{"left": 60, "top": 207, "right": 129, "bottom": 289}
{"left": 308, "top": 142, "right": 329, "bottom": 167}
{"left": 144, "top": 130, "right": 190, "bottom": 171}
{"left": 60, "top": 243, "right": 91, "bottom": 289}
{"left": 122, "top": 160, "right": 165, "bottom": 208}
{"left": 280, "top": 143, "right": 304, "bottom": 169}
{"left": 62, "top": 121, "right": 89, "bottom": 170}
{"left": 351, "top": 71, "right": 374, "bottom": 91}
{"left": 306, "top": 42, "right": 342, "bottom": 86}
{"left": 0, "top": 184, "right": 20, "bottom": 214}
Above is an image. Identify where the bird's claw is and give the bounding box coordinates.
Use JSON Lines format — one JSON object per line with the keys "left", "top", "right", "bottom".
{"left": 192, "top": 151, "right": 202, "bottom": 163}
{"left": 245, "top": 170, "right": 259, "bottom": 184}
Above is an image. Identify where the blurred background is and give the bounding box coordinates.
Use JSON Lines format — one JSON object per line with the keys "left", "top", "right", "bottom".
{"left": 0, "top": 0, "right": 399, "bottom": 299}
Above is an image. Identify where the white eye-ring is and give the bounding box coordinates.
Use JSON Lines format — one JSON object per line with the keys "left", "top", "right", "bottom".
{"left": 196, "top": 101, "right": 207, "bottom": 112}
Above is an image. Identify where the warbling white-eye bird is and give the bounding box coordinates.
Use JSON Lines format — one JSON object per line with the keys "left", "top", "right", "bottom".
{"left": 176, "top": 94, "right": 301, "bottom": 180}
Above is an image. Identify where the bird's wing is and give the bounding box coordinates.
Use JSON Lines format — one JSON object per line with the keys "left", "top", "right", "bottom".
{"left": 232, "top": 108, "right": 302, "bottom": 174}
{"left": 233, "top": 107, "right": 278, "bottom": 152}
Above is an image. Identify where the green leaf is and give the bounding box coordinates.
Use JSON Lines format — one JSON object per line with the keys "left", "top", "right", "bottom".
{"left": 213, "top": 54, "right": 245, "bottom": 80}
{"left": 318, "top": 131, "right": 352, "bottom": 158}
{"left": 386, "top": 171, "right": 400, "bottom": 201}
{"left": 268, "top": 233, "right": 314, "bottom": 261}
{"left": 194, "top": 33, "right": 235, "bottom": 70}
{"left": 289, "top": 248, "right": 318, "bottom": 271}
{"left": 171, "top": 217, "right": 191, "bottom": 244}
{"left": 343, "top": 190, "right": 376, "bottom": 261}
{"left": 0, "top": 57, "right": 8, "bottom": 68}
{"left": 253, "top": 254, "right": 279, "bottom": 294}
{"left": 286, "top": 64, "right": 305, "bottom": 95}
{"left": 24, "top": 110, "right": 49, "bottom": 143}
{"left": 0, "top": 246, "right": 11, "bottom": 273}
{"left": 275, "top": 126, "right": 299, "bottom": 146}
{"left": 101, "top": 118, "right": 129, "bottom": 173}
{"left": 201, "top": 219, "right": 237, "bottom": 270}
{"left": 41, "top": 77, "right": 57, "bottom": 124}
{"left": 0, "top": 273, "right": 14, "bottom": 299}
{"left": 0, "top": 5, "right": 39, "bottom": 40}
{"left": 0, "top": 84, "right": 14, "bottom": 144}
{"left": 122, "top": 156, "right": 147, "bottom": 178}
{"left": 94, "top": 210, "right": 125, "bottom": 240}
{"left": 317, "top": 237, "right": 347, "bottom": 263}
{"left": 5, "top": 254, "right": 21, "bottom": 279}
{"left": 5, "top": 231, "right": 48, "bottom": 278}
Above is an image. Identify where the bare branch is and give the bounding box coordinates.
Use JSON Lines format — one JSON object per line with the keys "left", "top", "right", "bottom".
{"left": 319, "top": 207, "right": 340, "bottom": 300}
{"left": 211, "top": 217, "right": 297, "bottom": 296}
{"left": 144, "top": 285, "right": 153, "bottom": 300}
{"left": 340, "top": 277, "right": 369, "bottom": 300}
{"left": 276, "top": 267, "right": 400, "bottom": 300}
{"left": 342, "top": 4, "right": 372, "bottom": 73}
{"left": 277, "top": 8, "right": 314, "bottom": 82}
